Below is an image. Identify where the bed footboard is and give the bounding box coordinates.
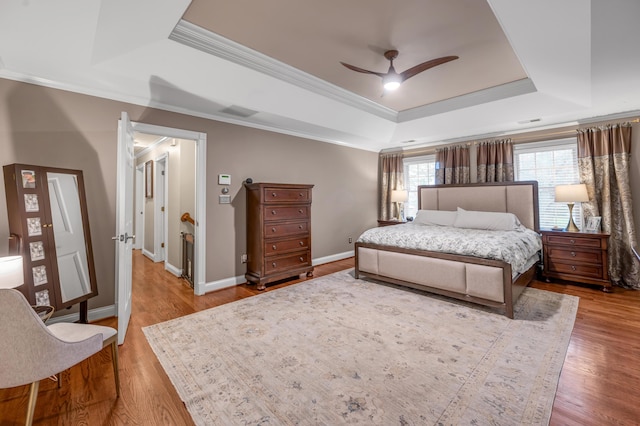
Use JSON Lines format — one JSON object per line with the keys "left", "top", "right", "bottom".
{"left": 355, "top": 242, "right": 535, "bottom": 318}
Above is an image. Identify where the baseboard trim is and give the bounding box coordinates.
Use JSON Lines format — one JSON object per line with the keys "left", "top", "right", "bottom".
{"left": 202, "top": 275, "right": 247, "bottom": 293}
{"left": 47, "top": 304, "right": 116, "bottom": 324}
{"left": 142, "top": 249, "right": 155, "bottom": 261}
{"left": 201, "top": 250, "right": 355, "bottom": 294}
{"left": 165, "top": 261, "right": 182, "bottom": 277}
{"left": 312, "top": 250, "right": 354, "bottom": 266}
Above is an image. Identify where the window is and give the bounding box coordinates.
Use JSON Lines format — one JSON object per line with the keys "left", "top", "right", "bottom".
{"left": 514, "top": 138, "right": 582, "bottom": 229}
{"left": 403, "top": 155, "right": 436, "bottom": 219}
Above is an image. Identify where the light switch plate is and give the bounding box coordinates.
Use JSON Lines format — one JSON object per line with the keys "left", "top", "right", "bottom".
{"left": 219, "top": 195, "right": 231, "bottom": 204}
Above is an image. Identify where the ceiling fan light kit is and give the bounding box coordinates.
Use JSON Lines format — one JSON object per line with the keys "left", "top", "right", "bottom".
{"left": 341, "top": 49, "right": 458, "bottom": 91}
{"left": 383, "top": 73, "right": 402, "bottom": 91}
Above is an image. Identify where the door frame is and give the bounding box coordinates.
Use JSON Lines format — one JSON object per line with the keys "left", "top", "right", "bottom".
{"left": 126, "top": 121, "right": 207, "bottom": 295}
{"left": 134, "top": 164, "right": 144, "bottom": 251}
{"left": 153, "top": 154, "right": 167, "bottom": 263}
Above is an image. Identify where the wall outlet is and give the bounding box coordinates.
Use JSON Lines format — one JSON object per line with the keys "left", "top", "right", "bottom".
{"left": 348, "top": 237, "right": 353, "bottom": 244}
{"left": 241, "top": 254, "right": 248, "bottom": 263}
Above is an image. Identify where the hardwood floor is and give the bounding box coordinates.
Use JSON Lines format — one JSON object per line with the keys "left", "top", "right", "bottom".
{"left": 1, "top": 252, "right": 639, "bottom": 425}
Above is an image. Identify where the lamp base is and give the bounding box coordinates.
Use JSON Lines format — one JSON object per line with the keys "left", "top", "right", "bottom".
{"left": 565, "top": 203, "right": 580, "bottom": 232}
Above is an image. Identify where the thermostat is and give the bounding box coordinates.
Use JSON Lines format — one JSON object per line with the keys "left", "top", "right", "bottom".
{"left": 218, "top": 174, "right": 231, "bottom": 185}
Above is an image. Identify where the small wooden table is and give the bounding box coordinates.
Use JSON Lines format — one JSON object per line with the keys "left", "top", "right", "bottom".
{"left": 377, "top": 219, "right": 408, "bottom": 227}
{"left": 540, "top": 229, "right": 611, "bottom": 291}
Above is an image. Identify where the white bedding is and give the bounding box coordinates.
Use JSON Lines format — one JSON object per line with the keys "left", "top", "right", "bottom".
{"left": 357, "top": 223, "right": 542, "bottom": 275}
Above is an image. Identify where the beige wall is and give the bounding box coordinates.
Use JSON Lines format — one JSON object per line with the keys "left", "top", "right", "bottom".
{"left": 0, "top": 79, "right": 379, "bottom": 312}
{"left": 175, "top": 139, "right": 196, "bottom": 269}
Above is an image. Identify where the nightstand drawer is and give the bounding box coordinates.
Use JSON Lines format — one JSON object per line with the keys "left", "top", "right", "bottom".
{"left": 545, "top": 247, "right": 603, "bottom": 264}
{"left": 547, "top": 260, "right": 604, "bottom": 279}
{"left": 544, "top": 234, "right": 604, "bottom": 249}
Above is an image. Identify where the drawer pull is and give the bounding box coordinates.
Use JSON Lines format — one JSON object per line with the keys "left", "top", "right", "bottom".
{"left": 299, "top": 257, "right": 304, "bottom": 262}
{"left": 272, "top": 192, "right": 277, "bottom": 197}
{"left": 299, "top": 192, "right": 303, "bottom": 197}
{"left": 272, "top": 245, "right": 277, "bottom": 250}
{"left": 299, "top": 241, "right": 304, "bottom": 246}
{"left": 571, "top": 265, "right": 577, "bottom": 271}
{"left": 571, "top": 251, "right": 576, "bottom": 257}
{"left": 271, "top": 227, "right": 276, "bottom": 233}
{"left": 272, "top": 262, "right": 277, "bottom": 267}
{"left": 299, "top": 225, "right": 303, "bottom": 229}
{"left": 298, "top": 209, "right": 303, "bottom": 214}
{"left": 271, "top": 210, "right": 277, "bottom": 215}
{"left": 570, "top": 239, "right": 575, "bottom": 244}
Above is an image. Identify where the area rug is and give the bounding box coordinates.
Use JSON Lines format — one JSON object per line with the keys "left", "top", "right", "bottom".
{"left": 143, "top": 269, "right": 578, "bottom": 425}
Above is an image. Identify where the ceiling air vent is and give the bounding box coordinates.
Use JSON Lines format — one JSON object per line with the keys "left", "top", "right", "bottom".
{"left": 220, "top": 105, "right": 259, "bottom": 118}
{"left": 517, "top": 118, "right": 542, "bottom": 124}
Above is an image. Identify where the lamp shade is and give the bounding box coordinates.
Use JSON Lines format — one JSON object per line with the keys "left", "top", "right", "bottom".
{"left": 391, "top": 190, "right": 408, "bottom": 203}
{"left": 555, "top": 184, "right": 589, "bottom": 203}
{"left": 0, "top": 255, "right": 23, "bottom": 289}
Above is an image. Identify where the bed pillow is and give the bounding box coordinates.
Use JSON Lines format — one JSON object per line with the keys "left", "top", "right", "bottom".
{"left": 453, "top": 207, "right": 521, "bottom": 231}
{"left": 413, "top": 209, "right": 457, "bottom": 226}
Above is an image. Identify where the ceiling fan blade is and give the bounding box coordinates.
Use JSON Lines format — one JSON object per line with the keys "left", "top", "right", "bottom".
{"left": 340, "top": 62, "right": 386, "bottom": 78}
{"left": 399, "top": 56, "right": 459, "bottom": 82}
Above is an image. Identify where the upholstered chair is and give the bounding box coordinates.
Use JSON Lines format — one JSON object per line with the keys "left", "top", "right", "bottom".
{"left": 0, "top": 288, "right": 120, "bottom": 425}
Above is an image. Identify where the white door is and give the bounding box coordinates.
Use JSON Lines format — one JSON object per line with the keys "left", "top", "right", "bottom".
{"left": 115, "top": 111, "right": 135, "bottom": 345}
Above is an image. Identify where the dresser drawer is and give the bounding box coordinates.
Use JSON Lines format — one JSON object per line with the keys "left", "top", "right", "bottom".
{"left": 265, "top": 221, "right": 309, "bottom": 237}
{"left": 263, "top": 206, "right": 309, "bottom": 221}
{"left": 544, "top": 234, "right": 604, "bottom": 249}
{"left": 263, "top": 188, "right": 311, "bottom": 203}
{"left": 545, "top": 247, "right": 603, "bottom": 264}
{"left": 265, "top": 237, "right": 309, "bottom": 256}
{"left": 547, "top": 260, "right": 604, "bottom": 279}
{"left": 265, "top": 251, "right": 310, "bottom": 274}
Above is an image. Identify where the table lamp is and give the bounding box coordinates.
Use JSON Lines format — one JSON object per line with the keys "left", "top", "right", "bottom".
{"left": 555, "top": 184, "right": 589, "bottom": 232}
{"left": 391, "top": 190, "right": 408, "bottom": 221}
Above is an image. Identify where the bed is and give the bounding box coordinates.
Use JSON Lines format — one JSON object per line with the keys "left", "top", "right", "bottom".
{"left": 354, "top": 181, "right": 541, "bottom": 318}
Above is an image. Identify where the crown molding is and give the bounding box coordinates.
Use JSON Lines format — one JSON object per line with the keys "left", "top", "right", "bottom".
{"left": 398, "top": 78, "right": 537, "bottom": 122}
{"left": 169, "top": 20, "right": 398, "bottom": 122}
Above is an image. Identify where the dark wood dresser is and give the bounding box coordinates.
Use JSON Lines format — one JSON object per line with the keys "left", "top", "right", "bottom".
{"left": 541, "top": 229, "right": 611, "bottom": 291}
{"left": 245, "top": 183, "right": 314, "bottom": 290}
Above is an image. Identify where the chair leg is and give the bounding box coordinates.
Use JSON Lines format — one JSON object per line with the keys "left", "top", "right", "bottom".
{"left": 26, "top": 381, "right": 39, "bottom": 426}
{"left": 110, "top": 341, "right": 120, "bottom": 397}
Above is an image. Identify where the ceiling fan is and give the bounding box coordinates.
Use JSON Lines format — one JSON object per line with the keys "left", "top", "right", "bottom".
{"left": 340, "top": 50, "right": 459, "bottom": 91}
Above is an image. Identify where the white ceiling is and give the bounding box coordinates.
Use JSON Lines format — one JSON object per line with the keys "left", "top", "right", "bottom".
{"left": 0, "top": 0, "right": 639, "bottom": 152}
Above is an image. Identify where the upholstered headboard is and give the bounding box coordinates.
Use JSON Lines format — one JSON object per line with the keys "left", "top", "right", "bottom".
{"left": 417, "top": 181, "right": 539, "bottom": 231}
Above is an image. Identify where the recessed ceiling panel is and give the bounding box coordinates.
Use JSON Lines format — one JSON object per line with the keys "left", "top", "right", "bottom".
{"left": 182, "top": 0, "right": 527, "bottom": 112}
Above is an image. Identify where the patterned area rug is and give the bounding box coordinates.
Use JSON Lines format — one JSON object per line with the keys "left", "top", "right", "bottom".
{"left": 143, "top": 269, "right": 578, "bottom": 425}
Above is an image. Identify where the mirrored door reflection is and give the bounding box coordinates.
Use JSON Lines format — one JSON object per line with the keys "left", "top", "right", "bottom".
{"left": 47, "top": 172, "right": 91, "bottom": 303}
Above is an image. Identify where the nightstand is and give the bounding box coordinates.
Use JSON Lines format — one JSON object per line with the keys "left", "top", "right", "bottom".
{"left": 377, "top": 219, "right": 407, "bottom": 227}
{"left": 540, "top": 229, "right": 611, "bottom": 291}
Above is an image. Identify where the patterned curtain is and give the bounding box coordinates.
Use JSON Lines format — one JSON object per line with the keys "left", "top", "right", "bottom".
{"left": 476, "top": 138, "right": 514, "bottom": 183}
{"left": 435, "top": 145, "right": 470, "bottom": 184}
{"left": 577, "top": 123, "right": 639, "bottom": 289}
{"left": 379, "top": 153, "right": 404, "bottom": 220}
